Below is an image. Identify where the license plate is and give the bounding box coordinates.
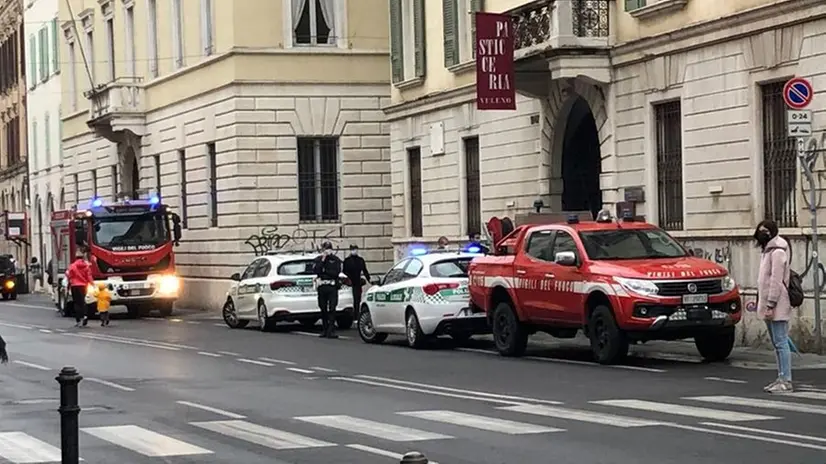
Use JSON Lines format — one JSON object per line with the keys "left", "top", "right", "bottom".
{"left": 682, "top": 294, "right": 708, "bottom": 305}
{"left": 128, "top": 290, "right": 141, "bottom": 296}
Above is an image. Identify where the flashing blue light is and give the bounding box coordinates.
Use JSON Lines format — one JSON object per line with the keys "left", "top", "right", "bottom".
{"left": 91, "top": 198, "right": 103, "bottom": 207}
{"left": 465, "top": 246, "right": 481, "bottom": 254}
{"left": 409, "top": 247, "right": 428, "bottom": 256}
{"left": 567, "top": 214, "right": 580, "bottom": 224}
{"left": 149, "top": 195, "right": 160, "bottom": 205}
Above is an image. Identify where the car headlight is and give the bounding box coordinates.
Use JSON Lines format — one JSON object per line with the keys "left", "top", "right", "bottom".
{"left": 157, "top": 275, "right": 180, "bottom": 294}
{"left": 4, "top": 280, "right": 14, "bottom": 290}
{"left": 721, "top": 275, "right": 736, "bottom": 292}
{"left": 614, "top": 276, "right": 659, "bottom": 296}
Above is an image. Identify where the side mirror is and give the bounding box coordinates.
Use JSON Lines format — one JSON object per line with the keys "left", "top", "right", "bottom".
{"left": 370, "top": 276, "right": 382, "bottom": 286}
{"left": 554, "top": 251, "right": 577, "bottom": 266}
{"left": 230, "top": 273, "right": 241, "bottom": 281}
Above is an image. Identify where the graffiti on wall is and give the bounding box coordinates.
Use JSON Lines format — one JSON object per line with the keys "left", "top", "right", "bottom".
{"left": 244, "top": 226, "right": 343, "bottom": 256}
{"left": 682, "top": 242, "right": 731, "bottom": 265}
{"left": 799, "top": 132, "right": 826, "bottom": 209}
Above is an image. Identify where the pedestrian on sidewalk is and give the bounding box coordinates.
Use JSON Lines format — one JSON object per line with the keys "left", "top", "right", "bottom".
{"left": 95, "top": 282, "right": 112, "bottom": 327}
{"left": 66, "top": 249, "right": 94, "bottom": 328}
{"left": 313, "top": 241, "right": 343, "bottom": 339}
{"left": 754, "top": 219, "right": 794, "bottom": 393}
{"left": 343, "top": 244, "right": 370, "bottom": 319}
{"left": 0, "top": 334, "right": 8, "bottom": 364}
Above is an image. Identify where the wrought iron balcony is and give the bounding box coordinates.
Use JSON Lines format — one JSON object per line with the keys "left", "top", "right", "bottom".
{"left": 85, "top": 77, "right": 146, "bottom": 142}
{"left": 510, "top": 0, "right": 612, "bottom": 59}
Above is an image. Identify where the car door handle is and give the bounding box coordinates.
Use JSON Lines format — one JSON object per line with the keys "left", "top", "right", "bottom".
{"left": 516, "top": 269, "right": 527, "bottom": 275}
{"left": 544, "top": 273, "right": 555, "bottom": 279}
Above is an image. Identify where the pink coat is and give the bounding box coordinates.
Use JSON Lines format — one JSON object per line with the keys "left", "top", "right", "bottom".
{"left": 757, "top": 235, "right": 792, "bottom": 321}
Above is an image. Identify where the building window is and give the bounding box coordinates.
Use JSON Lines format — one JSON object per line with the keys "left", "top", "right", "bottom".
{"left": 762, "top": 81, "right": 797, "bottom": 228}
{"left": 147, "top": 0, "right": 158, "bottom": 77}
{"left": 6, "top": 117, "right": 20, "bottom": 166}
{"left": 464, "top": 137, "right": 481, "bottom": 235}
{"left": 67, "top": 42, "right": 77, "bottom": 110}
{"left": 39, "top": 27, "right": 49, "bottom": 82}
{"left": 389, "top": 0, "right": 425, "bottom": 83}
{"left": 91, "top": 169, "right": 98, "bottom": 195}
{"left": 207, "top": 143, "right": 217, "bottom": 227}
{"left": 58, "top": 105, "right": 64, "bottom": 164}
{"left": 154, "top": 154, "right": 162, "bottom": 196}
{"left": 654, "top": 100, "right": 684, "bottom": 231}
{"left": 178, "top": 150, "right": 188, "bottom": 228}
{"left": 51, "top": 18, "right": 59, "bottom": 74}
{"left": 124, "top": 5, "right": 135, "bottom": 76}
{"left": 73, "top": 174, "right": 79, "bottom": 204}
{"left": 31, "top": 120, "right": 38, "bottom": 172}
{"left": 44, "top": 113, "right": 51, "bottom": 166}
{"left": 293, "top": 0, "right": 335, "bottom": 45}
{"left": 408, "top": 147, "right": 423, "bottom": 237}
{"left": 443, "top": 0, "right": 484, "bottom": 67}
{"left": 28, "top": 35, "right": 36, "bottom": 89}
{"left": 201, "top": 0, "right": 214, "bottom": 55}
{"left": 105, "top": 16, "right": 115, "bottom": 81}
{"left": 110, "top": 165, "right": 118, "bottom": 199}
{"left": 625, "top": 0, "right": 646, "bottom": 12}
{"left": 172, "top": 0, "right": 184, "bottom": 69}
{"left": 297, "top": 138, "right": 339, "bottom": 222}
{"left": 0, "top": 29, "right": 20, "bottom": 93}
{"left": 84, "top": 29, "right": 95, "bottom": 83}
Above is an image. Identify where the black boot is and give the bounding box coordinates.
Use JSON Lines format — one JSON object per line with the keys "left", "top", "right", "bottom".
{"left": 319, "top": 315, "right": 329, "bottom": 338}
{"left": 327, "top": 314, "right": 339, "bottom": 339}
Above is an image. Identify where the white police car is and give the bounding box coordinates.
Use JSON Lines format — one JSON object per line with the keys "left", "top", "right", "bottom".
{"left": 357, "top": 247, "right": 489, "bottom": 348}
{"left": 223, "top": 252, "right": 356, "bottom": 332}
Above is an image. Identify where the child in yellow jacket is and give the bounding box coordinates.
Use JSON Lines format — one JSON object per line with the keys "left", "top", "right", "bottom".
{"left": 95, "top": 283, "right": 112, "bottom": 327}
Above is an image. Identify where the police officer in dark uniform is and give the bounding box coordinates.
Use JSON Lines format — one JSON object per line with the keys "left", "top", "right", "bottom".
{"left": 343, "top": 244, "right": 370, "bottom": 316}
{"left": 313, "top": 241, "right": 343, "bottom": 339}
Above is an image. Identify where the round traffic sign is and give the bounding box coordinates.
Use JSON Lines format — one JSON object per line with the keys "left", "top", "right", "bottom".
{"left": 783, "top": 77, "right": 813, "bottom": 109}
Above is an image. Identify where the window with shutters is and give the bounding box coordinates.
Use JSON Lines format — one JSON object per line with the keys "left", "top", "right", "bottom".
{"left": 201, "top": 0, "right": 214, "bottom": 55}
{"left": 293, "top": 0, "right": 335, "bottom": 45}
{"left": 110, "top": 165, "right": 118, "bottom": 200}
{"left": 51, "top": 18, "right": 60, "bottom": 74}
{"left": 464, "top": 137, "right": 481, "bottom": 236}
{"left": 125, "top": 6, "right": 136, "bottom": 76}
{"left": 625, "top": 0, "right": 646, "bottom": 11}
{"left": 654, "top": 100, "right": 683, "bottom": 231}
{"left": 44, "top": 113, "right": 51, "bottom": 166}
{"left": 154, "top": 155, "right": 162, "bottom": 196}
{"left": 67, "top": 41, "right": 78, "bottom": 110}
{"left": 105, "top": 16, "right": 115, "bottom": 81}
{"left": 444, "top": 0, "right": 484, "bottom": 69}
{"left": 84, "top": 29, "right": 95, "bottom": 83}
{"left": 31, "top": 120, "right": 38, "bottom": 172}
{"left": 390, "top": 0, "right": 426, "bottom": 84}
{"left": 39, "top": 27, "right": 49, "bottom": 82}
{"left": 172, "top": 0, "right": 184, "bottom": 69}
{"left": 147, "top": 0, "right": 159, "bottom": 76}
{"left": 408, "top": 147, "right": 423, "bottom": 237}
{"left": 28, "top": 35, "right": 36, "bottom": 89}
{"left": 207, "top": 142, "right": 218, "bottom": 227}
{"left": 297, "top": 138, "right": 340, "bottom": 222}
{"left": 178, "top": 150, "right": 188, "bottom": 228}
{"left": 761, "top": 81, "right": 797, "bottom": 228}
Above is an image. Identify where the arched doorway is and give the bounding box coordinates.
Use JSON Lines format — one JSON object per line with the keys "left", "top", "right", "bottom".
{"left": 560, "top": 96, "right": 602, "bottom": 218}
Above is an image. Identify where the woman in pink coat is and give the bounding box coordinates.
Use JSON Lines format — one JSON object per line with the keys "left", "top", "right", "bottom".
{"left": 754, "top": 220, "right": 793, "bottom": 393}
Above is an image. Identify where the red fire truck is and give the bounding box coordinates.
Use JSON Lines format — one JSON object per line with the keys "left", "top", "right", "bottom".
{"left": 50, "top": 191, "right": 183, "bottom": 318}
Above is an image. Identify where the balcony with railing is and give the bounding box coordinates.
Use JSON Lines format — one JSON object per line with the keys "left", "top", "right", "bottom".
{"left": 509, "top": 0, "right": 614, "bottom": 96}
{"left": 85, "top": 77, "right": 146, "bottom": 143}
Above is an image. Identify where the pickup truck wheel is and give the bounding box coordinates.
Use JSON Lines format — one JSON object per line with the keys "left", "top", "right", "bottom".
{"left": 695, "top": 328, "right": 735, "bottom": 362}
{"left": 405, "top": 311, "right": 427, "bottom": 349}
{"left": 589, "top": 305, "right": 628, "bottom": 364}
{"left": 492, "top": 302, "right": 528, "bottom": 357}
{"left": 358, "top": 307, "right": 387, "bottom": 344}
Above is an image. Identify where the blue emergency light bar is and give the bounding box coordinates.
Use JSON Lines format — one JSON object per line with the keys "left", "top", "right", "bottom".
{"left": 567, "top": 214, "right": 579, "bottom": 224}
{"left": 409, "top": 247, "right": 429, "bottom": 256}
{"left": 407, "top": 245, "right": 485, "bottom": 257}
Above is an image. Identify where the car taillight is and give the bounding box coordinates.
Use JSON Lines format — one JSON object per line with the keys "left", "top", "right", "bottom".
{"left": 270, "top": 281, "right": 295, "bottom": 290}
{"left": 423, "top": 282, "right": 459, "bottom": 295}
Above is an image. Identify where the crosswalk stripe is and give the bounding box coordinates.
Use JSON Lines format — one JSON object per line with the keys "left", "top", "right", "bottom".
{"left": 499, "top": 404, "right": 665, "bottom": 427}
{"left": 686, "top": 396, "right": 826, "bottom": 415}
{"left": 398, "top": 410, "right": 564, "bottom": 434}
{"left": 81, "top": 425, "right": 213, "bottom": 457}
{"left": 295, "top": 415, "right": 452, "bottom": 442}
{"left": 591, "top": 399, "right": 780, "bottom": 422}
{"left": 784, "top": 391, "right": 826, "bottom": 401}
{"left": 0, "top": 432, "right": 62, "bottom": 463}
{"left": 191, "top": 420, "right": 335, "bottom": 450}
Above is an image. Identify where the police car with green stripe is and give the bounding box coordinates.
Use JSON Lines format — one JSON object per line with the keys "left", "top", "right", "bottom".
{"left": 358, "top": 246, "right": 490, "bottom": 348}
{"left": 223, "top": 252, "right": 355, "bottom": 332}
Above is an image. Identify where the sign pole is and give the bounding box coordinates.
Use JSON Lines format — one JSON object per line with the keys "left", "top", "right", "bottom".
{"left": 785, "top": 76, "right": 822, "bottom": 354}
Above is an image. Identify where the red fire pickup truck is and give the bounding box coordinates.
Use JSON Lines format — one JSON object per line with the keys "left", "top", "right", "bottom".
{"left": 468, "top": 212, "right": 742, "bottom": 364}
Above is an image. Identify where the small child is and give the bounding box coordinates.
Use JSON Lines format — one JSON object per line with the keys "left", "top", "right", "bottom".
{"left": 95, "top": 283, "right": 112, "bottom": 327}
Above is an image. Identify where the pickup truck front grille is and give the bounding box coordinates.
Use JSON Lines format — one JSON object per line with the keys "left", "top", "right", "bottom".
{"left": 655, "top": 279, "right": 723, "bottom": 296}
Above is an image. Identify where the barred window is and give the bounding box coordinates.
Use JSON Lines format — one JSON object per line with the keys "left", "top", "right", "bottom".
{"left": 298, "top": 138, "right": 339, "bottom": 222}
{"left": 762, "top": 81, "right": 797, "bottom": 228}
{"left": 464, "top": 137, "right": 481, "bottom": 236}
{"left": 408, "top": 147, "right": 423, "bottom": 237}
{"left": 654, "top": 100, "right": 684, "bottom": 231}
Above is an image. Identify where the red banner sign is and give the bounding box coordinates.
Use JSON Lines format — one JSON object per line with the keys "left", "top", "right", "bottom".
{"left": 475, "top": 12, "right": 515, "bottom": 111}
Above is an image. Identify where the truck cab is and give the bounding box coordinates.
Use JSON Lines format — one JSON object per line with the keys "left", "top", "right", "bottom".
{"left": 51, "top": 192, "right": 183, "bottom": 318}
{"left": 468, "top": 210, "right": 742, "bottom": 364}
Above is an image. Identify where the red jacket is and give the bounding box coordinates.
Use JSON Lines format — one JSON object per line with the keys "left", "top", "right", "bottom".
{"left": 66, "top": 258, "right": 94, "bottom": 288}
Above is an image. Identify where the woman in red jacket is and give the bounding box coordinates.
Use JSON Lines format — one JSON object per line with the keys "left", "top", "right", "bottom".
{"left": 66, "top": 250, "right": 94, "bottom": 327}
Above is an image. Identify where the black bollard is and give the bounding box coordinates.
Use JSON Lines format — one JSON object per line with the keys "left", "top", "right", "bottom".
{"left": 56, "top": 367, "right": 83, "bottom": 464}
{"left": 400, "top": 451, "right": 428, "bottom": 464}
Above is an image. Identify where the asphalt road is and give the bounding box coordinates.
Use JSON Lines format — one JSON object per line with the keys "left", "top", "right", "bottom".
{"left": 2, "top": 295, "right": 826, "bottom": 464}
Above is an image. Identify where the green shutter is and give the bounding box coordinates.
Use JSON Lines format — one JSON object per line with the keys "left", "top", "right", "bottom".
{"left": 28, "top": 36, "right": 36, "bottom": 87}
{"left": 40, "top": 28, "right": 49, "bottom": 82}
{"left": 443, "top": 0, "right": 458, "bottom": 67}
{"left": 32, "top": 121, "right": 38, "bottom": 164}
{"left": 413, "top": 0, "right": 426, "bottom": 77}
{"left": 470, "top": 0, "right": 484, "bottom": 59}
{"left": 44, "top": 113, "right": 51, "bottom": 162}
{"left": 625, "top": 0, "right": 646, "bottom": 11}
{"left": 52, "top": 19, "right": 59, "bottom": 73}
{"left": 389, "top": 0, "right": 403, "bottom": 83}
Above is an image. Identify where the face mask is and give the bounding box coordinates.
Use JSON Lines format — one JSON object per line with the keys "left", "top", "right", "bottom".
{"left": 351, "top": 250, "right": 358, "bottom": 256}
{"left": 757, "top": 231, "right": 771, "bottom": 244}
{"left": 323, "top": 249, "right": 331, "bottom": 256}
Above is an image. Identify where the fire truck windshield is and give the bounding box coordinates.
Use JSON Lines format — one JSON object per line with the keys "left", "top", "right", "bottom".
{"left": 92, "top": 213, "right": 169, "bottom": 251}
